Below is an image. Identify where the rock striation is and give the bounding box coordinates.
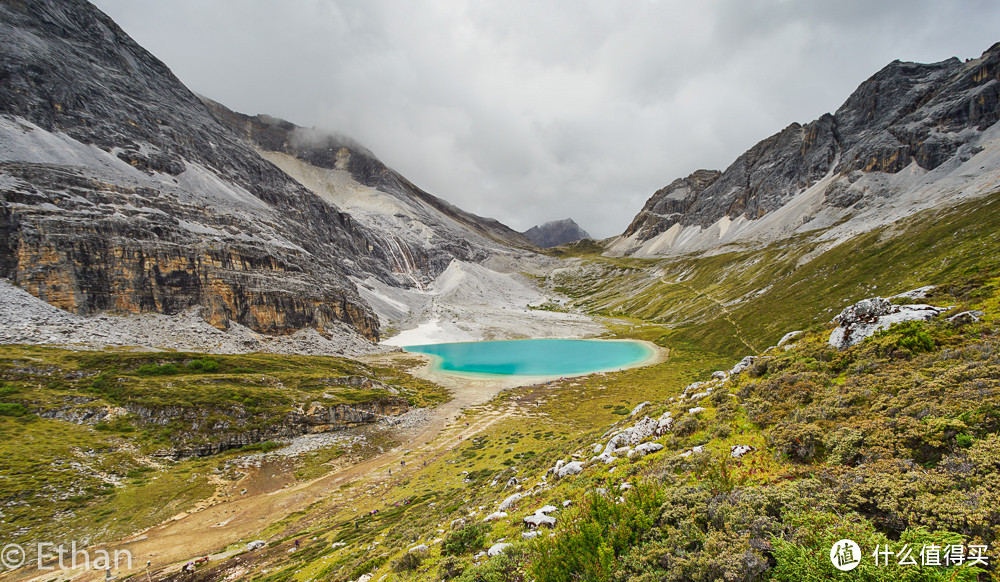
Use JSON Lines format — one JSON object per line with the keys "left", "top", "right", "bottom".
{"left": 0, "top": 0, "right": 389, "bottom": 340}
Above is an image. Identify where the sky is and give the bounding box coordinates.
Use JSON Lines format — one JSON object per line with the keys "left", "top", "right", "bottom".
{"left": 91, "top": 0, "right": 1000, "bottom": 238}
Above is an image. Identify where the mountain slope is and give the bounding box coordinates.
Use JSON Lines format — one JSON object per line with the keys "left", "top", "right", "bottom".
{"left": 201, "top": 99, "right": 536, "bottom": 289}
{"left": 522, "top": 218, "right": 591, "bottom": 248}
{"left": 0, "top": 0, "right": 395, "bottom": 340}
{"left": 611, "top": 42, "right": 1000, "bottom": 257}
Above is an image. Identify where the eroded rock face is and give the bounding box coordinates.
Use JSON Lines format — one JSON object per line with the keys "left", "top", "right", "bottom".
{"left": 522, "top": 218, "right": 591, "bottom": 248}
{"left": 0, "top": 0, "right": 401, "bottom": 341}
{"left": 622, "top": 42, "right": 1000, "bottom": 249}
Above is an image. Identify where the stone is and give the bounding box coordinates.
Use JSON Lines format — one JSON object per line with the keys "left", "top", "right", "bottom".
{"left": 246, "top": 540, "right": 267, "bottom": 551}
{"left": 487, "top": 543, "right": 512, "bottom": 557}
{"left": 535, "top": 505, "right": 558, "bottom": 515}
{"left": 948, "top": 310, "right": 984, "bottom": 325}
{"left": 711, "top": 371, "right": 729, "bottom": 381}
{"left": 408, "top": 544, "right": 429, "bottom": 554}
{"left": 556, "top": 461, "right": 584, "bottom": 478}
{"left": 729, "top": 356, "right": 756, "bottom": 376}
{"left": 688, "top": 407, "right": 706, "bottom": 415}
{"left": 522, "top": 531, "right": 541, "bottom": 540}
{"left": 630, "top": 401, "right": 651, "bottom": 416}
{"left": 523, "top": 514, "right": 557, "bottom": 528}
{"left": 777, "top": 331, "right": 803, "bottom": 347}
{"left": 730, "top": 444, "right": 757, "bottom": 458}
{"left": 829, "top": 297, "right": 946, "bottom": 349}
{"left": 633, "top": 442, "right": 664, "bottom": 456}
{"left": 483, "top": 511, "right": 508, "bottom": 522}
{"left": 498, "top": 493, "right": 524, "bottom": 511}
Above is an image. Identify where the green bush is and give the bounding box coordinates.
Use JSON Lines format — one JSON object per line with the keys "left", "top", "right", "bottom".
{"left": 532, "top": 481, "right": 664, "bottom": 582}
{"left": 442, "top": 523, "right": 490, "bottom": 556}
{"left": 392, "top": 551, "right": 423, "bottom": 572}
{"left": 0, "top": 402, "right": 28, "bottom": 417}
{"left": 872, "top": 321, "right": 936, "bottom": 355}
{"left": 186, "top": 359, "right": 219, "bottom": 372}
{"left": 769, "top": 422, "right": 824, "bottom": 462}
{"left": 136, "top": 363, "right": 180, "bottom": 376}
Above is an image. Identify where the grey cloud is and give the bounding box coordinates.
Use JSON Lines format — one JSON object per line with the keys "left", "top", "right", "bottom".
{"left": 92, "top": 0, "right": 1000, "bottom": 237}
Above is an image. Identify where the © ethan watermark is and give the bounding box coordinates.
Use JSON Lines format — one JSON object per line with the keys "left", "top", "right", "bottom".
{"left": 830, "top": 539, "right": 990, "bottom": 571}
{"left": 0, "top": 542, "right": 132, "bottom": 572}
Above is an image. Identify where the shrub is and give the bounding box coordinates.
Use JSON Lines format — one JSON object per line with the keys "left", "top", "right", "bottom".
{"left": 392, "top": 551, "right": 423, "bottom": 572}
{"left": 0, "top": 402, "right": 28, "bottom": 417}
{"left": 769, "top": 422, "right": 824, "bottom": 462}
{"left": 532, "top": 481, "right": 664, "bottom": 582}
{"left": 186, "top": 359, "right": 219, "bottom": 372}
{"left": 136, "top": 363, "right": 180, "bottom": 376}
{"left": 674, "top": 415, "right": 700, "bottom": 437}
{"left": 872, "top": 321, "right": 935, "bottom": 356}
{"left": 439, "top": 556, "right": 465, "bottom": 580}
{"left": 442, "top": 523, "right": 490, "bottom": 556}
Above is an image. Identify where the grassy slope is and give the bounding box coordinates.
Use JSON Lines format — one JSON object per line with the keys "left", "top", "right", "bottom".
{"left": 175, "top": 192, "right": 1000, "bottom": 581}
{"left": 0, "top": 349, "right": 447, "bottom": 552}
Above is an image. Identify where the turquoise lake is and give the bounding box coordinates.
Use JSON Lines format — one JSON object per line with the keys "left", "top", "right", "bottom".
{"left": 403, "top": 339, "right": 654, "bottom": 376}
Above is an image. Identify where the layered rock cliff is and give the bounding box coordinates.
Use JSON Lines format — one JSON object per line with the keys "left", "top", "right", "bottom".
{"left": 0, "top": 0, "right": 392, "bottom": 339}
{"left": 613, "top": 42, "right": 1000, "bottom": 257}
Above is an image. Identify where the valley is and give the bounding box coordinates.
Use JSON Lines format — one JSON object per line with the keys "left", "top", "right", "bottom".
{"left": 1, "top": 1, "right": 1000, "bottom": 580}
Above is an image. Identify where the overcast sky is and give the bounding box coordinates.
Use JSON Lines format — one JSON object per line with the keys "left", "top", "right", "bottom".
{"left": 92, "top": 0, "right": 1000, "bottom": 238}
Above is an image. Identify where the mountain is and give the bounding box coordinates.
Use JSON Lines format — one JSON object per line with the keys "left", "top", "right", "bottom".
{"left": 522, "top": 218, "right": 592, "bottom": 248}
{"left": 611, "top": 43, "right": 1000, "bottom": 257}
{"left": 0, "top": 0, "right": 534, "bottom": 346}
{"left": 200, "top": 98, "right": 535, "bottom": 288}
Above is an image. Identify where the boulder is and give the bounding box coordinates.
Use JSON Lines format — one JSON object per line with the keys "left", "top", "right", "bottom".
{"left": 535, "top": 505, "right": 558, "bottom": 515}
{"left": 408, "top": 544, "right": 429, "bottom": 554}
{"left": 633, "top": 442, "right": 664, "bottom": 456}
{"left": 688, "top": 407, "right": 706, "bottom": 415}
{"left": 729, "top": 356, "right": 756, "bottom": 376}
{"left": 522, "top": 531, "right": 541, "bottom": 540}
{"left": 488, "top": 543, "right": 512, "bottom": 557}
{"left": 948, "top": 310, "right": 984, "bottom": 325}
{"left": 483, "top": 511, "right": 508, "bottom": 522}
{"left": 524, "top": 513, "right": 557, "bottom": 528}
{"left": 246, "top": 540, "right": 267, "bottom": 551}
{"left": 498, "top": 493, "right": 524, "bottom": 511}
{"left": 829, "top": 297, "right": 946, "bottom": 349}
{"left": 891, "top": 285, "right": 935, "bottom": 300}
{"left": 450, "top": 518, "right": 467, "bottom": 529}
{"left": 592, "top": 443, "right": 603, "bottom": 454}
{"left": 557, "top": 461, "right": 584, "bottom": 478}
{"left": 711, "top": 371, "right": 729, "bottom": 381}
{"left": 730, "top": 444, "right": 757, "bottom": 458}
{"left": 777, "top": 331, "right": 803, "bottom": 347}
{"left": 630, "top": 401, "right": 651, "bottom": 416}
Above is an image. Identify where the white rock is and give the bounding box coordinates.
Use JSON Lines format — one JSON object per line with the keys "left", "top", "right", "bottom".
{"left": 729, "top": 356, "right": 756, "bottom": 376}
{"left": 633, "top": 442, "right": 664, "bottom": 456}
{"left": 711, "top": 371, "right": 728, "bottom": 380}
{"left": 562, "top": 500, "right": 572, "bottom": 507}
{"left": 777, "top": 330, "right": 803, "bottom": 347}
{"left": 522, "top": 531, "right": 541, "bottom": 540}
{"left": 535, "top": 505, "right": 558, "bottom": 515}
{"left": 630, "top": 401, "right": 651, "bottom": 416}
{"left": 592, "top": 443, "right": 603, "bottom": 454}
{"left": 829, "top": 297, "right": 945, "bottom": 349}
{"left": 524, "top": 514, "right": 557, "bottom": 528}
{"left": 483, "top": 511, "right": 508, "bottom": 522}
{"left": 619, "top": 482, "right": 633, "bottom": 491}
{"left": 730, "top": 444, "right": 757, "bottom": 458}
{"left": 408, "top": 544, "right": 429, "bottom": 554}
{"left": 246, "top": 540, "right": 267, "bottom": 551}
{"left": 688, "top": 407, "right": 706, "bottom": 415}
{"left": 498, "top": 493, "right": 523, "bottom": 511}
{"left": 488, "top": 543, "right": 513, "bottom": 557}
{"left": 557, "top": 461, "right": 584, "bottom": 478}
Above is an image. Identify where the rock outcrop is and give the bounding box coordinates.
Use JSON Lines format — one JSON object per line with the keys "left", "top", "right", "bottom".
{"left": 613, "top": 42, "right": 1000, "bottom": 257}
{"left": 522, "top": 218, "right": 591, "bottom": 248}
{"left": 828, "top": 296, "right": 947, "bottom": 349}
{"left": 0, "top": 0, "right": 389, "bottom": 340}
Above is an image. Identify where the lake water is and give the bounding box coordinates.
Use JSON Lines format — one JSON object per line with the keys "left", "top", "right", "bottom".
{"left": 403, "top": 338, "right": 654, "bottom": 376}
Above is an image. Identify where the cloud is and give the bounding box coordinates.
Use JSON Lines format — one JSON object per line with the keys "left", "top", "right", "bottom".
{"left": 92, "top": 0, "right": 1000, "bottom": 237}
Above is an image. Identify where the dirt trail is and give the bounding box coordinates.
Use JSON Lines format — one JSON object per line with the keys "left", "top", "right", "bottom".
{"left": 14, "top": 357, "right": 547, "bottom": 582}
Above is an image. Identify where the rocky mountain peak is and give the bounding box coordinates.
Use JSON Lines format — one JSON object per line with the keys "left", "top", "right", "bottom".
{"left": 522, "top": 218, "right": 592, "bottom": 248}
{"left": 612, "top": 41, "right": 1000, "bottom": 258}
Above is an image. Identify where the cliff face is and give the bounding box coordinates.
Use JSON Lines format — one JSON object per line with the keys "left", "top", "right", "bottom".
{"left": 0, "top": 0, "right": 388, "bottom": 340}
{"left": 202, "top": 99, "right": 536, "bottom": 287}
{"left": 616, "top": 43, "right": 1000, "bottom": 256}
{"left": 522, "top": 218, "right": 592, "bottom": 248}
